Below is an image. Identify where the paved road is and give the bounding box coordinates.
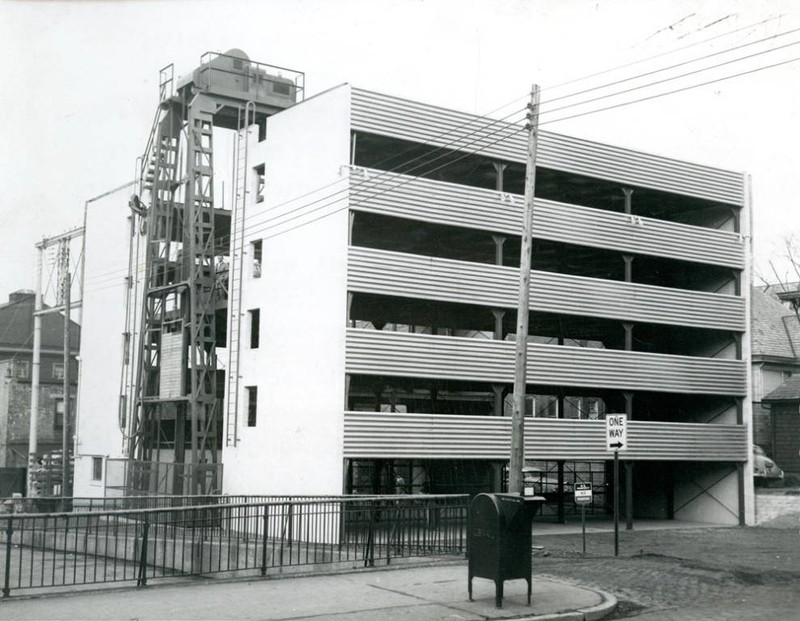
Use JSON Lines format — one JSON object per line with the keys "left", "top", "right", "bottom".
{"left": 533, "top": 522, "right": 800, "bottom": 620}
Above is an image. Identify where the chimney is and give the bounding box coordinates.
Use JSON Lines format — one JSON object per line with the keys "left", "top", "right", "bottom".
{"left": 9, "top": 290, "right": 35, "bottom": 304}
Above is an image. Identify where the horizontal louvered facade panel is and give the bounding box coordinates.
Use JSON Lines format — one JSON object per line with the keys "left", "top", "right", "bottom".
{"left": 349, "top": 170, "right": 744, "bottom": 269}
{"left": 345, "top": 329, "right": 747, "bottom": 396}
{"left": 351, "top": 88, "right": 744, "bottom": 206}
{"left": 343, "top": 412, "right": 747, "bottom": 461}
{"left": 348, "top": 247, "right": 745, "bottom": 331}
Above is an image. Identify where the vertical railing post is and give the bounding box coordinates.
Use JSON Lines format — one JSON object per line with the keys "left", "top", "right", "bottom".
{"left": 137, "top": 513, "right": 150, "bottom": 587}
{"left": 260, "top": 505, "right": 268, "bottom": 576}
{"left": 364, "top": 502, "right": 375, "bottom": 568}
{"left": 288, "top": 501, "right": 294, "bottom": 556}
{"left": 3, "top": 517, "right": 13, "bottom": 598}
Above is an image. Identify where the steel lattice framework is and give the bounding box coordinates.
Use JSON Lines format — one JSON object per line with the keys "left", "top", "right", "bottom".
{"left": 125, "top": 51, "right": 304, "bottom": 495}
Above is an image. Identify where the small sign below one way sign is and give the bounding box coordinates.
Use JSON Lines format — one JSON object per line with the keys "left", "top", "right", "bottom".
{"left": 574, "top": 483, "right": 592, "bottom": 505}
{"left": 606, "top": 414, "right": 627, "bottom": 452}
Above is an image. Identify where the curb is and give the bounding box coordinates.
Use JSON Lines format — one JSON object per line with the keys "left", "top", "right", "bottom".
{"left": 511, "top": 586, "right": 618, "bottom": 621}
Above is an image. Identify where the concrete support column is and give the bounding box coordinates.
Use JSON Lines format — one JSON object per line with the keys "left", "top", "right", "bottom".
{"left": 622, "top": 187, "right": 634, "bottom": 215}
{"left": 624, "top": 391, "right": 634, "bottom": 530}
{"left": 731, "top": 207, "right": 740, "bottom": 234}
{"left": 493, "top": 235, "right": 507, "bottom": 267}
{"left": 556, "top": 393, "right": 566, "bottom": 523}
{"left": 557, "top": 461, "right": 566, "bottom": 524}
{"left": 347, "top": 292, "right": 354, "bottom": 327}
{"left": 492, "top": 384, "right": 507, "bottom": 417}
{"left": 492, "top": 309, "right": 506, "bottom": 341}
{"left": 493, "top": 162, "right": 507, "bottom": 192}
{"left": 348, "top": 211, "right": 355, "bottom": 246}
{"left": 345, "top": 458, "right": 353, "bottom": 494}
{"left": 737, "top": 463, "right": 746, "bottom": 526}
{"left": 623, "top": 322, "right": 634, "bottom": 352}
{"left": 623, "top": 255, "right": 634, "bottom": 284}
{"left": 490, "top": 462, "right": 504, "bottom": 493}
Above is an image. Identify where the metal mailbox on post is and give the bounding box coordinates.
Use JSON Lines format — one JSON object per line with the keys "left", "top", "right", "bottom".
{"left": 467, "top": 493, "right": 545, "bottom": 608}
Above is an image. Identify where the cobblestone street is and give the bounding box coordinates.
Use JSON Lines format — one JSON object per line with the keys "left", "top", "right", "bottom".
{"left": 533, "top": 521, "right": 800, "bottom": 619}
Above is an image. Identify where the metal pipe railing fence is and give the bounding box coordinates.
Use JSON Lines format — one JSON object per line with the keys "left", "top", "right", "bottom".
{"left": 1, "top": 495, "right": 468, "bottom": 597}
{"left": 1, "top": 494, "right": 400, "bottom": 514}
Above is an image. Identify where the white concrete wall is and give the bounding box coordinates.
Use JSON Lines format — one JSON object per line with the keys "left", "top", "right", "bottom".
{"left": 73, "top": 182, "right": 137, "bottom": 497}
{"left": 222, "top": 85, "right": 352, "bottom": 495}
{"left": 674, "top": 464, "right": 741, "bottom": 525}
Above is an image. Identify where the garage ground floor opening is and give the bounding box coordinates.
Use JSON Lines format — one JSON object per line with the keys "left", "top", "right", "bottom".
{"left": 343, "top": 458, "right": 745, "bottom": 525}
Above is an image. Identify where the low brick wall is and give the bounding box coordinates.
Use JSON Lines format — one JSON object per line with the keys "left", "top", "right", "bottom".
{"left": 754, "top": 491, "right": 800, "bottom": 524}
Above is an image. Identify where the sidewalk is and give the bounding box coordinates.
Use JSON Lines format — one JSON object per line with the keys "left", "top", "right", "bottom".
{"left": 0, "top": 562, "right": 616, "bottom": 621}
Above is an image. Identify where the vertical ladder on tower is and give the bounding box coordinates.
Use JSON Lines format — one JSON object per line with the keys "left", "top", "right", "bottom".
{"left": 225, "top": 101, "right": 256, "bottom": 447}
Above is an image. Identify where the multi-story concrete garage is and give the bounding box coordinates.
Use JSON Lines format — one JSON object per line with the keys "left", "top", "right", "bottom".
{"left": 74, "top": 50, "right": 754, "bottom": 525}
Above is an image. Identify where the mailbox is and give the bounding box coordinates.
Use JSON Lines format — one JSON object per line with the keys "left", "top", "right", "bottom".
{"left": 467, "top": 493, "right": 544, "bottom": 608}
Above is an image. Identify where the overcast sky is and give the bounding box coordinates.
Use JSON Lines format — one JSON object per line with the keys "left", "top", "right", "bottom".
{"left": 1, "top": 0, "right": 798, "bottom": 306}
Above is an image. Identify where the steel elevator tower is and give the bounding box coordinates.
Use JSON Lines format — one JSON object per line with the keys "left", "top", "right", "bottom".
{"left": 125, "top": 50, "right": 304, "bottom": 495}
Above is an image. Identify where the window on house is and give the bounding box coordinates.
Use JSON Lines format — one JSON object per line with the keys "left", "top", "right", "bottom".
{"left": 251, "top": 240, "right": 262, "bottom": 278}
{"left": 254, "top": 164, "right": 265, "bottom": 203}
{"left": 53, "top": 362, "right": 65, "bottom": 381}
{"left": 91, "top": 457, "right": 103, "bottom": 481}
{"left": 15, "top": 360, "right": 30, "bottom": 379}
{"left": 249, "top": 309, "right": 260, "bottom": 349}
{"left": 54, "top": 397, "right": 75, "bottom": 430}
{"left": 246, "top": 386, "right": 258, "bottom": 427}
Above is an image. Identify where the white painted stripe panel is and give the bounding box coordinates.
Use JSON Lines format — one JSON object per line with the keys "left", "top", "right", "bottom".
{"left": 345, "top": 329, "right": 747, "bottom": 396}
{"left": 348, "top": 247, "right": 746, "bottom": 331}
{"left": 349, "top": 170, "right": 745, "bottom": 269}
{"left": 343, "top": 412, "right": 748, "bottom": 461}
{"left": 351, "top": 88, "right": 745, "bottom": 206}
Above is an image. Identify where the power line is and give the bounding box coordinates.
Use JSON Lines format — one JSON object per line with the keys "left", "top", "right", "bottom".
{"left": 541, "top": 34, "right": 800, "bottom": 119}
{"left": 224, "top": 49, "right": 800, "bottom": 248}
{"left": 541, "top": 51, "right": 800, "bottom": 127}
{"left": 83, "top": 20, "right": 799, "bottom": 293}
{"left": 546, "top": 12, "right": 788, "bottom": 92}
{"left": 235, "top": 25, "right": 800, "bottom": 244}
{"left": 543, "top": 22, "right": 800, "bottom": 107}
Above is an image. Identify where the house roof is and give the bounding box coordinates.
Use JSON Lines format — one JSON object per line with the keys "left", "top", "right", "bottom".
{"left": 763, "top": 374, "right": 800, "bottom": 402}
{"left": 751, "top": 287, "right": 800, "bottom": 360}
{"left": 0, "top": 290, "right": 80, "bottom": 354}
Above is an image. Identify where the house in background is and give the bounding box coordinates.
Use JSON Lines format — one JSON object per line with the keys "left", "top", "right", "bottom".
{"left": 0, "top": 290, "right": 79, "bottom": 476}
{"left": 761, "top": 375, "right": 800, "bottom": 478}
{"left": 750, "top": 286, "right": 800, "bottom": 457}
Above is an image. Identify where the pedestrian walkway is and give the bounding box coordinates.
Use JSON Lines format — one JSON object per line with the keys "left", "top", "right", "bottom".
{"left": 0, "top": 562, "right": 616, "bottom": 621}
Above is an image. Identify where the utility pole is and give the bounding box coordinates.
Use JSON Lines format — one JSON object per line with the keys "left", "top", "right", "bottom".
{"left": 27, "top": 242, "right": 44, "bottom": 496}
{"left": 61, "top": 252, "right": 72, "bottom": 500}
{"left": 509, "top": 84, "right": 541, "bottom": 495}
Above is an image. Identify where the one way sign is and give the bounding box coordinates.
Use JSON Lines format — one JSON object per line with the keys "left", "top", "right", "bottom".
{"left": 606, "top": 414, "right": 627, "bottom": 452}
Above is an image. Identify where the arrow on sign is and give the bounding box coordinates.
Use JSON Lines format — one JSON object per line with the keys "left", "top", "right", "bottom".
{"left": 609, "top": 441, "right": 624, "bottom": 450}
